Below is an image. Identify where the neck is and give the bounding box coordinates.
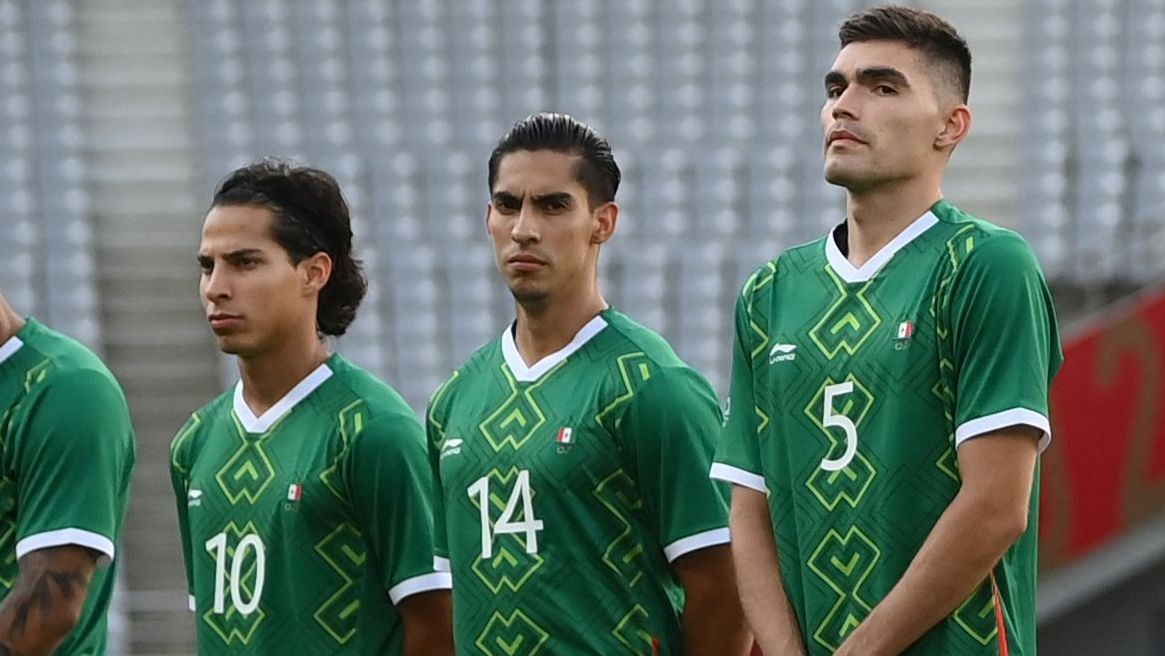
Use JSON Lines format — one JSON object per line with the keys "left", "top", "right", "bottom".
{"left": 844, "top": 178, "right": 942, "bottom": 267}
{"left": 513, "top": 281, "right": 607, "bottom": 366}
{"left": 0, "top": 295, "right": 25, "bottom": 344}
{"left": 236, "top": 332, "right": 330, "bottom": 416}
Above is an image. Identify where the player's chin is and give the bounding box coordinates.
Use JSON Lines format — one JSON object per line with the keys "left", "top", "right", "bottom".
{"left": 506, "top": 281, "right": 551, "bottom": 305}
{"left": 214, "top": 334, "right": 252, "bottom": 356}
{"left": 823, "top": 161, "right": 871, "bottom": 189}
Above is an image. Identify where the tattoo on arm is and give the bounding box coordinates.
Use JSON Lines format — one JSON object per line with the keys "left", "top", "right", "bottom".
{"left": 0, "top": 545, "right": 98, "bottom": 653}
{"left": 10, "top": 568, "right": 88, "bottom": 637}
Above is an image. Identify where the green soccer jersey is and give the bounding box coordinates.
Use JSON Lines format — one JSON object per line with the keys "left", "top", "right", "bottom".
{"left": 427, "top": 309, "right": 730, "bottom": 655}
{"left": 170, "top": 354, "right": 449, "bottom": 654}
{"left": 712, "top": 201, "right": 1063, "bottom": 656}
{"left": 0, "top": 318, "right": 134, "bottom": 655}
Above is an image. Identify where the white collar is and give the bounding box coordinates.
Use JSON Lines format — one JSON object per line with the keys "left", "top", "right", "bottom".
{"left": 825, "top": 210, "right": 939, "bottom": 283}
{"left": 0, "top": 335, "right": 23, "bottom": 367}
{"left": 501, "top": 314, "right": 608, "bottom": 383}
{"left": 232, "top": 361, "right": 334, "bottom": 434}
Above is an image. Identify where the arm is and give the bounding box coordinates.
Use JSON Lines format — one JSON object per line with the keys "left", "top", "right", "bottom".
{"left": 0, "top": 546, "right": 99, "bottom": 655}
{"left": 398, "top": 589, "right": 453, "bottom": 656}
{"left": 729, "top": 486, "right": 806, "bottom": 656}
{"left": 345, "top": 413, "right": 452, "bottom": 654}
{"left": 672, "top": 544, "right": 750, "bottom": 656}
{"left": 171, "top": 416, "right": 199, "bottom": 612}
{"left": 835, "top": 426, "right": 1040, "bottom": 656}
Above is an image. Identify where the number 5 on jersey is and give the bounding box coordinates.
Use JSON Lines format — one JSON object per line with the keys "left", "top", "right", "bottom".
{"left": 820, "top": 381, "right": 858, "bottom": 472}
{"left": 468, "top": 469, "right": 544, "bottom": 558}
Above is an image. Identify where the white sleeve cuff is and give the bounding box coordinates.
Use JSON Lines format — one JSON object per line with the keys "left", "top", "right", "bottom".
{"left": 663, "top": 527, "right": 731, "bottom": 562}
{"left": 188, "top": 595, "right": 196, "bottom": 612}
{"left": 434, "top": 556, "right": 451, "bottom": 572}
{"left": 955, "top": 408, "right": 1052, "bottom": 452}
{"left": 388, "top": 571, "right": 452, "bottom": 605}
{"left": 709, "top": 463, "right": 768, "bottom": 493}
{"left": 16, "top": 528, "right": 116, "bottom": 567}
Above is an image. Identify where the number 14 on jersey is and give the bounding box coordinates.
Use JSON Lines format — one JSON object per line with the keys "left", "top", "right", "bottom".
{"left": 468, "top": 470, "right": 544, "bottom": 558}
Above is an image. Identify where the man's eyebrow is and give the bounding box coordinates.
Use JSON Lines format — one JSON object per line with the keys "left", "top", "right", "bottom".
{"left": 531, "top": 192, "right": 573, "bottom": 205}
{"left": 825, "top": 70, "right": 847, "bottom": 88}
{"left": 491, "top": 191, "right": 521, "bottom": 204}
{"left": 222, "top": 248, "right": 265, "bottom": 261}
{"left": 856, "top": 66, "right": 911, "bottom": 88}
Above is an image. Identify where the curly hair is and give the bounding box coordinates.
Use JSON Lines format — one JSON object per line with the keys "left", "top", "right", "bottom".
{"left": 212, "top": 158, "right": 367, "bottom": 336}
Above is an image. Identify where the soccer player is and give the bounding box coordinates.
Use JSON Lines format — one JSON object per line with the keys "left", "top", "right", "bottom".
{"left": 0, "top": 291, "right": 134, "bottom": 654}
{"left": 712, "top": 6, "right": 1062, "bottom": 656}
{"left": 170, "top": 160, "right": 452, "bottom": 654}
{"left": 426, "top": 113, "right": 750, "bottom": 655}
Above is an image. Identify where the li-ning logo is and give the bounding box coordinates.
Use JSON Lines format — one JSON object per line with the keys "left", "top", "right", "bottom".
{"left": 187, "top": 489, "right": 203, "bottom": 507}
{"left": 440, "top": 438, "right": 464, "bottom": 461}
{"left": 769, "top": 343, "right": 798, "bottom": 364}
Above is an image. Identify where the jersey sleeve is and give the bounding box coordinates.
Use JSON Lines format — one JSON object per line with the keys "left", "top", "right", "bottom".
{"left": 616, "top": 366, "right": 730, "bottom": 562}
{"left": 949, "top": 233, "right": 1063, "bottom": 450}
{"left": 170, "top": 414, "right": 199, "bottom": 611}
{"left": 711, "top": 277, "right": 769, "bottom": 493}
{"left": 344, "top": 412, "right": 452, "bottom": 605}
{"left": 12, "top": 367, "right": 133, "bottom": 566}
{"left": 424, "top": 392, "right": 450, "bottom": 573}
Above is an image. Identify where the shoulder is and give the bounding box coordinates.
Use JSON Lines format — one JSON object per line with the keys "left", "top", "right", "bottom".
{"left": 327, "top": 357, "right": 413, "bottom": 415}
{"left": 324, "top": 358, "right": 425, "bottom": 443}
{"left": 426, "top": 336, "right": 504, "bottom": 418}
{"left": 170, "top": 390, "right": 233, "bottom": 470}
{"left": 599, "top": 311, "right": 686, "bottom": 366}
{"left": 932, "top": 202, "right": 1043, "bottom": 272}
{"left": 595, "top": 314, "right": 717, "bottom": 411}
{"left": 738, "top": 237, "right": 827, "bottom": 302}
{"left": 599, "top": 312, "right": 715, "bottom": 388}
{"left": 20, "top": 322, "right": 127, "bottom": 405}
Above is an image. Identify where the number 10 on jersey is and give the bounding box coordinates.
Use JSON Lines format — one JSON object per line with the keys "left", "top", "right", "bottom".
{"left": 468, "top": 469, "right": 544, "bottom": 558}
{"left": 205, "top": 532, "right": 266, "bottom": 616}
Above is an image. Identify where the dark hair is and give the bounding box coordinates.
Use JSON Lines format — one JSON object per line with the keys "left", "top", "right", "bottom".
{"left": 212, "top": 158, "right": 367, "bottom": 337}
{"left": 487, "top": 113, "right": 621, "bottom": 209}
{"left": 839, "top": 5, "right": 972, "bottom": 103}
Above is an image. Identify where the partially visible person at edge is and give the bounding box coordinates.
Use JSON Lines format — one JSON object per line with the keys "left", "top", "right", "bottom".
{"left": 0, "top": 292, "right": 135, "bottom": 654}
{"left": 712, "top": 6, "right": 1063, "bottom": 655}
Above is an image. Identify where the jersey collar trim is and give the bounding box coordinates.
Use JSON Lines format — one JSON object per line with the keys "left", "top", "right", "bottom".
{"left": 501, "top": 314, "right": 608, "bottom": 382}
{"left": 233, "top": 361, "right": 334, "bottom": 434}
{"left": 0, "top": 336, "right": 23, "bottom": 367}
{"left": 825, "top": 210, "right": 939, "bottom": 283}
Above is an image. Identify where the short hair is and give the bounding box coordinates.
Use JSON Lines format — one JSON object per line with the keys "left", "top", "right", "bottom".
{"left": 839, "top": 5, "right": 972, "bottom": 103}
{"left": 487, "top": 113, "right": 621, "bottom": 209}
{"left": 211, "top": 158, "right": 367, "bottom": 337}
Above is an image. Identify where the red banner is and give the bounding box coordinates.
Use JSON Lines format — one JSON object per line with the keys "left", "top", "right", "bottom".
{"left": 1040, "top": 286, "right": 1165, "bottom": 570}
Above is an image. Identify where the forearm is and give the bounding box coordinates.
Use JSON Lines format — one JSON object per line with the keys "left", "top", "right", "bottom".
{"left": 680, "top": 575, "right": 750, "bottom": 656}
{"left": 0, "top": 578, "right": 86, "bottom": 655}
{"left": 837, "top": 493, "right": 1023, "bottom": 655}
{"left": 402, "top": 627, "right": 454, "bottom": 656}
{"left": 399, "top": 590, "right": 454, "bottom": 656}
{"left": 730, "top": 488, "right": 806, "bottom": 656}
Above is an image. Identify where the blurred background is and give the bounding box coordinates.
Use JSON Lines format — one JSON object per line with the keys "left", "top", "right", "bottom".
{"left": 0, "top": 0, "right": 1163, "bottom": 653}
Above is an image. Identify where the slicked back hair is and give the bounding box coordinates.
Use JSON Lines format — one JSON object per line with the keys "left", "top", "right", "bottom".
{"left": 488, "top": 113, "right": 621, "bottom": 209}
{"left": 839, "top": 5, "right": 972, "bottom": 103}
{"left": 211, "top": 158, "right": 367, "bottom": 337}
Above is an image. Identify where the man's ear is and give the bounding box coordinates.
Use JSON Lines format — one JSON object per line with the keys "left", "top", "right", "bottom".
{"left": 936, "top": 104, "right": 972, "bottom": 150}
{"left": 591, "top": 201, "right": 619, "bottom": 245}
{"left": 301, "top": 252, "right": 333, "bottom": 296}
